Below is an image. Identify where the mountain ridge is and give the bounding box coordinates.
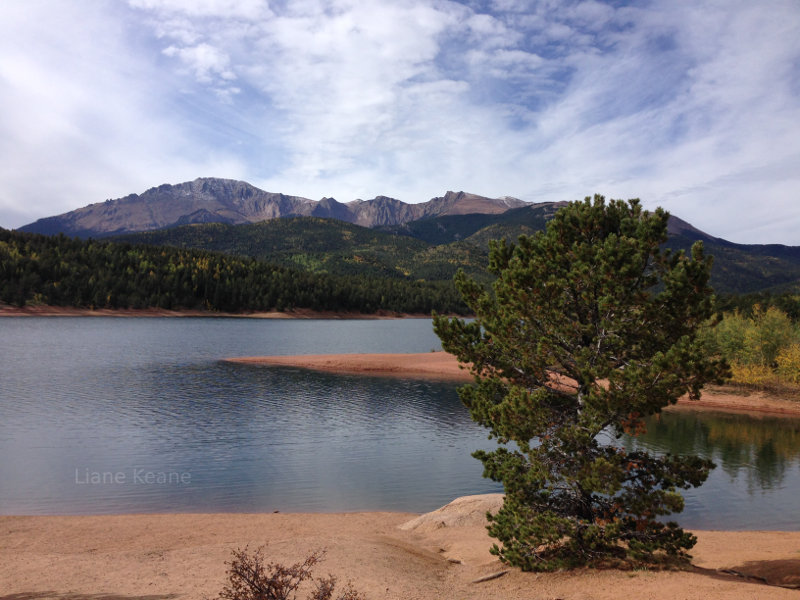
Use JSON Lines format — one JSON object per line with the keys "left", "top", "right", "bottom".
{"left": 18, "top": 177, "right": 530, "bottom": 238}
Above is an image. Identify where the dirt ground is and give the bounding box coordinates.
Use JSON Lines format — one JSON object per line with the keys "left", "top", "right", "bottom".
{"left": 1, "top": 495, "right": 799, "bottom": 600}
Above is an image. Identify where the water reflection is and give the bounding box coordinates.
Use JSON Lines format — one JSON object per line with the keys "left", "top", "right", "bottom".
{"left": 623, "top": 410, "right": 800, "bottom": 529}
{"left": 628, "top": 411, "right": 800, "bottom": 488}
{"left": 1, "top": 318, "right": 799, "bottom": 528}
{"left": 0, "top": 355, "right": 500, "bottom": 515}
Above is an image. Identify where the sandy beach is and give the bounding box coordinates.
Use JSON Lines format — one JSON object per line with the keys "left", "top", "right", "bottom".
{"left": 226, "top": 351, "right": 800, "bottom": 417}
{"left": 2, "top": 495, "right": 799, "bottom": 599}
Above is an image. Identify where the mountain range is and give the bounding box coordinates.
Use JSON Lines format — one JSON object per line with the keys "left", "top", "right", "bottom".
{"left": 15, "top": 177, "right": 800, "bottom": 296}
{"left": 19, "top": 177, "right": 528, "bottom": 237}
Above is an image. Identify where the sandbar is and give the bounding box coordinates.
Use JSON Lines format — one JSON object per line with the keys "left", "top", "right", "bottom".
{"left": 227, "top": 351, "right": 474, "bottom": 381}
{"left": 226, "top": 352, "right": 800, "bottom": 416}
{"left": 2, "top": 495, "right": 798, "bottom": 599}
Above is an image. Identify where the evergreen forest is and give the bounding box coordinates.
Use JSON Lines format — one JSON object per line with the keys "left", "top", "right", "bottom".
{"left": 0, "top": 228, "right": 468, "bottom": 315}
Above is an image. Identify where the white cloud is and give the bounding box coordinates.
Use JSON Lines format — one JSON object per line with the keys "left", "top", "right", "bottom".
{"left": 0, "top": 0, "right": 798, "bottom": 245}
{"left": 567, "top": 1, "right": 615, "bottom": 30}
{"left": 129, "top": 0, "right": 271, "bottom": 20}
{"left": 0, "top": 0, "right": 250, "bottom": 225}
{"left": 163, "top": 43, "right": 237, "bottom": 84}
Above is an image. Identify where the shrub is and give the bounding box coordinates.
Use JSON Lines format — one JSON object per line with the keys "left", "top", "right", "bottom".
{"left": 728, "top": 362, "right": 775, "bottom": 387}
{"left": 215, "top": 546, "right": 366, "bottom": 600}
{"left": 702, "top": 305, "right": 800, "bottom": 389}
{"left": 744, "top": 306, "right": 796, "bottom": 367}
{"left": 776, "top": 344, "right": 800, "bottom": 385}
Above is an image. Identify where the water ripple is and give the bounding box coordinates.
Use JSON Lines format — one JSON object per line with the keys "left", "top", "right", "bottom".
{"left": 1, "top": 318, "right": 798, "bottom": 527}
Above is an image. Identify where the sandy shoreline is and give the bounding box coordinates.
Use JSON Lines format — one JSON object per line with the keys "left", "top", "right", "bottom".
{"left": 2, "top": 495, "right": 798, "bottom": 599}
{"left": 227, "top": 351, "right": 800, "bottom": 417}
{"left": 0, "top": 304, "right": 434, "bottom": 319}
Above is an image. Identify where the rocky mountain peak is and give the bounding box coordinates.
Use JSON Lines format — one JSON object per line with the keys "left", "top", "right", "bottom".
{"left": 19, "top": 178, "right": 533, "bottom": 238}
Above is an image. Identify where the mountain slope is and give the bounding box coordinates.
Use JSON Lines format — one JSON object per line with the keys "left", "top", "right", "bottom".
{"left": 20, "top": 179, "right": 314, "bottom": 237}
{"left": 113, "top": 217, "right": 494, "bottom": 283}
{"left": 376, "top": 202, "right": 566, "bottom": 245}
{"left": 458, "top": 212, "right": 800, "bottom": 294}
{"left": 112, "top": 213, "right": 800, "bottom": 295}
{"left": 665, "top": 235, "right": 800, "bottom": 294}
{"left": 18, "top": 178, "right": 528, "bottom": 237}
{"left": 113, "top": 217, "right": 431, "bottom": 279}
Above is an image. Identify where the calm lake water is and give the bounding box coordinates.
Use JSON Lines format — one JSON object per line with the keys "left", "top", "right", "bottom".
{"left": 1, "top": 317, "right": 798, "bottom": 530}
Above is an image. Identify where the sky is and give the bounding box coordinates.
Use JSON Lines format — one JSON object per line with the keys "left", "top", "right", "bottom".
{"left": 0, "top": 0, "right": 799, "bottom": 244}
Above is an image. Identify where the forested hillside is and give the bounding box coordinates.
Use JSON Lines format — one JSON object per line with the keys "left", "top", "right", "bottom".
{"left": 113, "top": 217, "right": 495, "bottom": 283}
{"left": 113, "top": 218, "right": 432, "bottom": 279}
{"left": 0, "top": 229, "right": 467, "bottom": 314}
{"left": 663, "top": 235, "right": 800, "bottom": 295}
{"left": 114, "top": 212, "right": 800, "bottom": 296}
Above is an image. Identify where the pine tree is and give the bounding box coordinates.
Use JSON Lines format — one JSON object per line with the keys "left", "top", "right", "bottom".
{"left": 434, "top": 195, "right": 727, "bottom": 571}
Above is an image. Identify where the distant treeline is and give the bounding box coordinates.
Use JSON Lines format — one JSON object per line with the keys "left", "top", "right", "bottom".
{"left": 0, "top": 229, "right": 468, "bottom": 314}
{"left": 4, "top": 227, "right": 800, "bottom": 319}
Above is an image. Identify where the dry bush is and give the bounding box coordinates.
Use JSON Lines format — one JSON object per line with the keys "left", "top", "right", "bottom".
{"left": 729, "top": 362, "right": 776, "bottom": 387}
{"left": 215, "top": 545, "right": 366, "bottom": 600}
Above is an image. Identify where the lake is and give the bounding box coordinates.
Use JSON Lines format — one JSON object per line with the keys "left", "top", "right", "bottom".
{"left": 1, "top": 317, "right": 798, "bottom": 530}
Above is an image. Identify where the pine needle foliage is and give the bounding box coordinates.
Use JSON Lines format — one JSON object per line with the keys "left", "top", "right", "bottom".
{"left": 433, "top": 196, "right": 728, "bottom": 571}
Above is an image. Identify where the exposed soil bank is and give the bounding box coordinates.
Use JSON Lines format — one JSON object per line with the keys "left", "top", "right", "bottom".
{"left": 226, "top": 352, "right": 800, "bottom": 417}
{"left": 0, "top": 304, "right": 432, "bottom": 319}
{"left": 1, "top": 495, "right": 798, "bottom": 599}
